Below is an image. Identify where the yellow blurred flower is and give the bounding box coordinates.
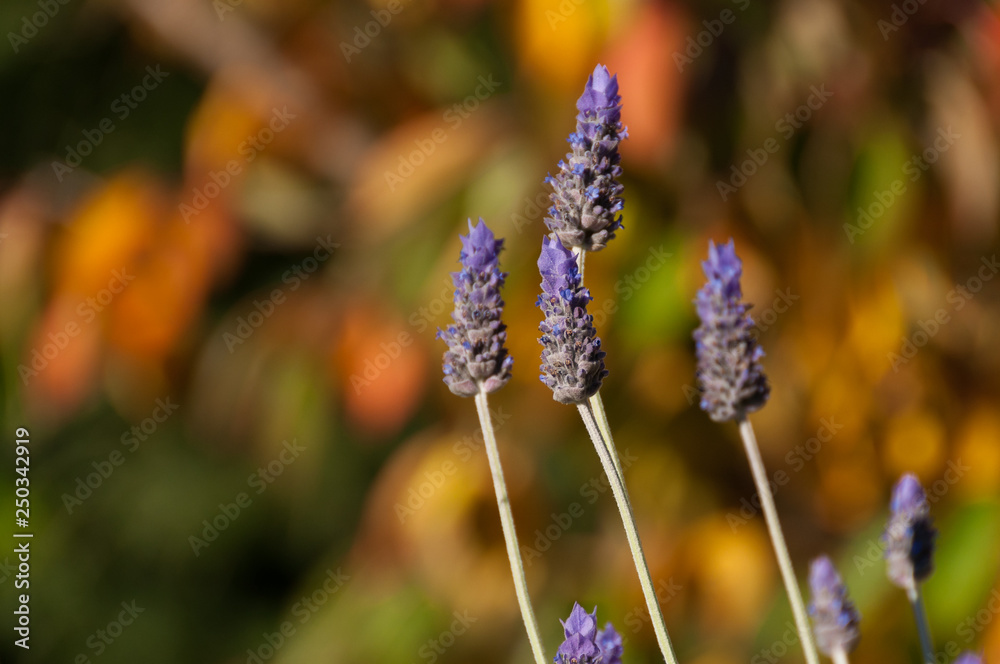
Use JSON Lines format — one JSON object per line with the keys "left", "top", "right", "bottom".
{"left": 515, "top": 0, "right": 611, "bottom": 93}
{"left": 954, "top": 405, "right": 1000, "bottom": 499}
{"left": 882, "top": 410, "right": 946, "bottom": 480}
{"left": 686, "top": 516, "right": 775, "bottom": 637}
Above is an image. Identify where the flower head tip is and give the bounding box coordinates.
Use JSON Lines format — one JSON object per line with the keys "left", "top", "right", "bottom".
{"left": 556, "top": 603, "right": 623, "bottom": 664}
{"left": 884, "top": 473, "right": 937, "bottom": 594}
{"left": 693, "top": 239, "right": 770, "bottom": 422}
{"left": 808, "top": 556, "right": 861, "bottom": 656}
{"left": 576, "top": 64, "right": 621, "bottom": 125}
{"left": 437, "top": 218, "right": 514, "bottom": 397}
{"left": 546, "top": 64, "right": 627, "bottom": 252}
{"left": 953, "top": 653, "right": 983, "bottom": 664}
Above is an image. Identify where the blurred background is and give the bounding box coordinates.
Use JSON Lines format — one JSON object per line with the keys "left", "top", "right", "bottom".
{"left": 0, "top": 0, "right": 998, "bottom": 662}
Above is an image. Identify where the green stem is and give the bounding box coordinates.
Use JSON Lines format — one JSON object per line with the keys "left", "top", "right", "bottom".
{"left": 831, "top": 646, "right": 851, "bottom": 664}
{"left": 909, "top": 587, "right": 935, "bottom": 664}
{"left": 474, "top": 389, "right": 548, "bottom": 664}
{"left": 571, "top": 246, "right": 625, "bottom": 484}
{"left": 590, "top": 392, "right": 625, "bottom": 483}
{"left": 578, "top": 402, "right": 680, "bottom": 664}
{"left": 737, "top": 417, "right": 820, "bottom": 664}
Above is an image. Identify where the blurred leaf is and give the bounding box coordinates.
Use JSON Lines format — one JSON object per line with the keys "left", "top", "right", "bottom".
{"left": 924, "top": 500, "right": 1000, "bottom": 629}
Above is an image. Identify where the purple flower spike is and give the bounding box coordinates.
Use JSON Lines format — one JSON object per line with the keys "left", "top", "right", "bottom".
{"left": 556, "top": 604, "right": 624, "bottom": 664}
{"left": 596, "top": 624, "right": 623, "bottom": 664}
{"left": 576, "top": 65, "right": 622, "bottom": 129}
{"left": 953, "top": 652, "right": 983, "bottom": 664}
{"left": 437, "top": 218, "right": 514, "bottom": 397}
{"left": 884, "top": 474, "right": 937, "bottom": 594}
{"left": 693, "top": 239, "right": 770, "bottom": 422}
{"left": 537, "top": 236, "right": 607, "bottom": 404}
{"left": 891, "top": 474, "right": 927, "bottom": 514}
{"left": 557, "top": 633, "right": 601, "bottom": 663}
{"left": 545, "top": 64, "right": 627, "bottom": 252}
{"left": 561, "top": 603, "right": 598, "bottom": 640}
{"left": 808, "top": 556, "right": 861, "bottom": 656}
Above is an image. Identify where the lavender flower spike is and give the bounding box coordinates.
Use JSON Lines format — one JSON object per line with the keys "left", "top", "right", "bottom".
{"left": 556, "top": 603, "right": 624, "bottom": 664}
{"left": 561, "top": 603, "right": 598, "bottom": 640}
{"left": 693, "top": 239, "right": 770, "bottom": 422}
{"left": 809, "top": 556, "right": 861, "bottom": 657}
{"left": 953, "top": 653, "right": 983, "bottom": 664}
{"left": 596, "top": 624, "right": 624, "bottom": 664}
{"left": 438, "top": 218, "right": 514, "bottom": 397}
{"left": 545, "top": 64, "right": 628, "bottom": 252}
{"left": 537, "top": 235, "right": 607, "bottom": 404}
{"left": 884, "top": 474, "right": 937, "bottom": 595}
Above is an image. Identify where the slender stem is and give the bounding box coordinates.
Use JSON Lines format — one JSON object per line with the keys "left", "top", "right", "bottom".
{"left": 578, "top": 402, "right": 680, "bottom": 664}
{"left": 909, "top": 587, "right": 935, "bottom": 664}
{"left": 571, "top": 246, "right": 626, "bottom": 484}
{"left": 831, "top": 646, "right": 851, "bottom": 664}
{"left": 474, "top": 389, "right": 548, "bottom": 664}
{"left": 590, "top": 393, "right": 625, "bottom": 482}
{"left": 737, "top": 417, "right": 820, "bottom": 664}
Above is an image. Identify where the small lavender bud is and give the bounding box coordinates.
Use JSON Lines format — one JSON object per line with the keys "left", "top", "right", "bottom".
{"left": 884, "top": 474, "right": 938, "bottom": 593}
{"left": 693, "top": 239, "right": 770, "bottom": 422}
{"left": 596, "top": 624, "right": 623, "bottom": 664}
{"left": 561, "top": 603, "right": 598, "bottom": 640}
{"left": 556, "top": 603, "right": 623, "bottom": 664}
{"left": 809, "top": 556, "right": 861, "bottom": 656}
{"left": 537, "top": 236, "right": 607, "bottom": 404}
{"left": 953, "top": 652, "right": 983, "bottom": 664}
{"left": 545, "top": 64, "right": 628, "bottom": 253}
{"left": 437, "top": 218, "right": 514, "bottom": 397}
